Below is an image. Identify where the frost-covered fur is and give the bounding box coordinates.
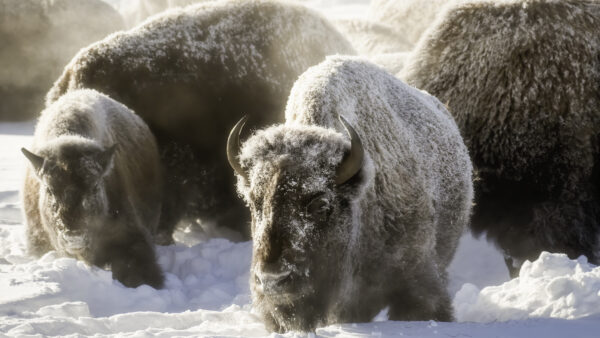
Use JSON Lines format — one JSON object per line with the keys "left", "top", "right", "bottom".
{"left": 23, "top": 89, "right": 164, "bottom": 288}
{"left": 237, "top": 56, "right": 473, "bottom": 332}
{"left": 401, "top": 0, "right": 600, "bottom": 276}
{"left": 47, "top": 0, "right": 355, "bottom": 241}
{"left": 0, "top": 0, "right": 123, "bottom": 121}
{"left": 333, "top": 19, "right": 412, "bottom": 56}
{"left": 368, "top": 0, "right": 453, "bottom": 48}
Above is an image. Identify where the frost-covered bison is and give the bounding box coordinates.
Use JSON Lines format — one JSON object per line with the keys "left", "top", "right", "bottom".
{"left": 0, "top": 0, "right": 124, "bottom": 121}
{"left": 368, "top": 0, "right": 451, "bottom": 48}
{"left": 228, "top": 57, "right": 473, "bottom": 332}
{"left": 401, "top": 0, "right": 600, "bottom": 276}
{"left": 333, "top": 19, "right": 412, "bottom": 56}
{"left": 22, "top": 89, "right": 164, "bottom": 289}
{"left": 46, "top": 0, "right": 355, "bottom": 241}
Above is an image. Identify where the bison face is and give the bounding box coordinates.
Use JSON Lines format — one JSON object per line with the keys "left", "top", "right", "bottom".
{"left": 22, "top": 141, "right": 116, "bottom": 257}
{"left": 233, "top": 120, "right": 366, "bottom": 331}
{"left": 249, "top": 167, "right": 349, "bottom": 302}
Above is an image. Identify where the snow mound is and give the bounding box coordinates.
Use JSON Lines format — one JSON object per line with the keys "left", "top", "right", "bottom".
{"left": 0, "top": 238, "right": 252, "bottom": 317}
{"left": 455, "top": 252, "right": 600, "bottom": 322}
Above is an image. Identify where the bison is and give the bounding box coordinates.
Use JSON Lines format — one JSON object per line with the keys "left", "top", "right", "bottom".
{"left": 368, "top": 0, "right": 451, "bottom": 48}
{"left": 228, "top": 56, "right": 473, "bottom": 332}
{"left": 46, "top": 0, "right": 355, "bottom": 241}
{"left": 401, "top": 0, "right": 600, "bottom": 276}
{"left": 0, "top": 0, "right": 123, "bottom": 121}
{"left": 22, "top": 89, "right": 164, "bottom": 288}
{"left": 332, "top": 19, "right": 412, "bottom": 56}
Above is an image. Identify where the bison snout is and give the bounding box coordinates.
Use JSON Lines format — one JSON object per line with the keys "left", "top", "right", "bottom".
{"left": 255, "top": 268, "right": 292, "bottom": 293}
{"left": 59, "top": 229, "right": 87, "bottom": 254}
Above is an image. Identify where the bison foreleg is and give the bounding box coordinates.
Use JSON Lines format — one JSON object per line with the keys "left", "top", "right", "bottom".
{"left": 25, "top": 219, "right": 53, "bottom": 257}
{"left": 387, "top": 264, "right": 453, "bottom": 322}
{"left": 92, "top": 224, "right": 164, "bottom": 289}
{"left": 23, "top": 171, "right": 53, "bottom": 257}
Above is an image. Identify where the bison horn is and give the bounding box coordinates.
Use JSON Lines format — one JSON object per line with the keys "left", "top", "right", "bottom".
{"left": 335, "top": 115, "right": 364, "bottom": 185}
{"left": 21, "top": 148, "right": 45, "bottom": 173}
{"left": 227, "top": 115, "right": 249, "bottom": 181}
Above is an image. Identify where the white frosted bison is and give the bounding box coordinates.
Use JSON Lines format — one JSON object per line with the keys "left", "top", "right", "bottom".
{"left": 401, "top": 0, "right": 600, "bottom": 276}
{"left": 0, "top": 0, "right": 124, "bottom": 121}
{"left": 22, "top": 89, "right": 164, "bottom": 288}
{"left": 46, "top": 0, "right": 355, "bottom": 241}
{"left": 228, "top": 56, "right": 473, "bottom": 332}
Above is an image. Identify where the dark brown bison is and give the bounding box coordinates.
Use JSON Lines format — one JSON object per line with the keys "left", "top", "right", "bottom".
{"left": 22, "top": 89, "right": 164, "bottom": 288}
{"left": 401, "top": 0, "right": 600, "bottom": 276}
{"left": 46, "top": 0, "right": 355, "bottom": 241}
{"left": 228, "top": 57, "right": 473, "bottom": 332}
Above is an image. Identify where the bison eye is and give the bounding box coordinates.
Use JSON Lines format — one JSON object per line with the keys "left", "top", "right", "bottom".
{"left": 306, "top": 195, "right": 331, "bottom": 221}
{"left": 252, "top": 198, "right": 264, "bottom": 214}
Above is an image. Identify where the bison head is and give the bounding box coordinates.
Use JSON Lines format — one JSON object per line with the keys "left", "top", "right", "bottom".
{"left": 22, "top": 137, "right": 116, "bottom": 258}
{"left": 227, "top": 116, "right": 367, "bottom": 331}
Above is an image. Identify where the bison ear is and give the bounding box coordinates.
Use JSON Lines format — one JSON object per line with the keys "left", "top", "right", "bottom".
{"left": 21, "top": 148, "right": 45, "bottom": 174}
{"left": 97, "top": 144, "right": 118, "bottom": 177}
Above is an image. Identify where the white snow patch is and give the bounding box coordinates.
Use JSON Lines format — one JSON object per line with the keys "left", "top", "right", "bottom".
{"left": 455, "top": 252, "right": 600, "bottom": 322}
{"left": 447, "top": 232, "right": 510, "bottom": 294}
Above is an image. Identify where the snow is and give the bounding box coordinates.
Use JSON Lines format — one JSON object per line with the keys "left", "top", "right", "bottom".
{"left": 455, "top": 252, "right": 600, "bottom": 322}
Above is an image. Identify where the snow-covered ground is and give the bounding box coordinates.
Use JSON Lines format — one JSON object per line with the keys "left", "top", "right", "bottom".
{"left": 2, "top": 0, "right": 600, "bottom": 337}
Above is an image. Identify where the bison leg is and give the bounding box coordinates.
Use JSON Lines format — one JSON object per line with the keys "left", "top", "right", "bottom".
{"left": 25, "top": 219, "right": 53, "bottom": 257}
{"left": 387, "top": 264, "right": 453, "bottom": 322}
{"left": 92, "top": 224, "right": 164, "bottom": 289}
{"left": 23, "top": 171, "right": 53, "bottom": 256}
{"left": 110, "top": 238, "right": 164, "bottom": 289}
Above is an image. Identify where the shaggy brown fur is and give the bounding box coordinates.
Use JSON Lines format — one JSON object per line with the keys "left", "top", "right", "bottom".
{"left": 402, "top": 0, "right": 600, "bottom": 275}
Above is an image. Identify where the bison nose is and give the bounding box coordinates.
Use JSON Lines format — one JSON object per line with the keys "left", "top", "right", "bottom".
{"left": 255, "top": 266, "right": 292, "bottom": 292}
{"left": 63, "top": 229, "right": 83, "bottom": 237}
